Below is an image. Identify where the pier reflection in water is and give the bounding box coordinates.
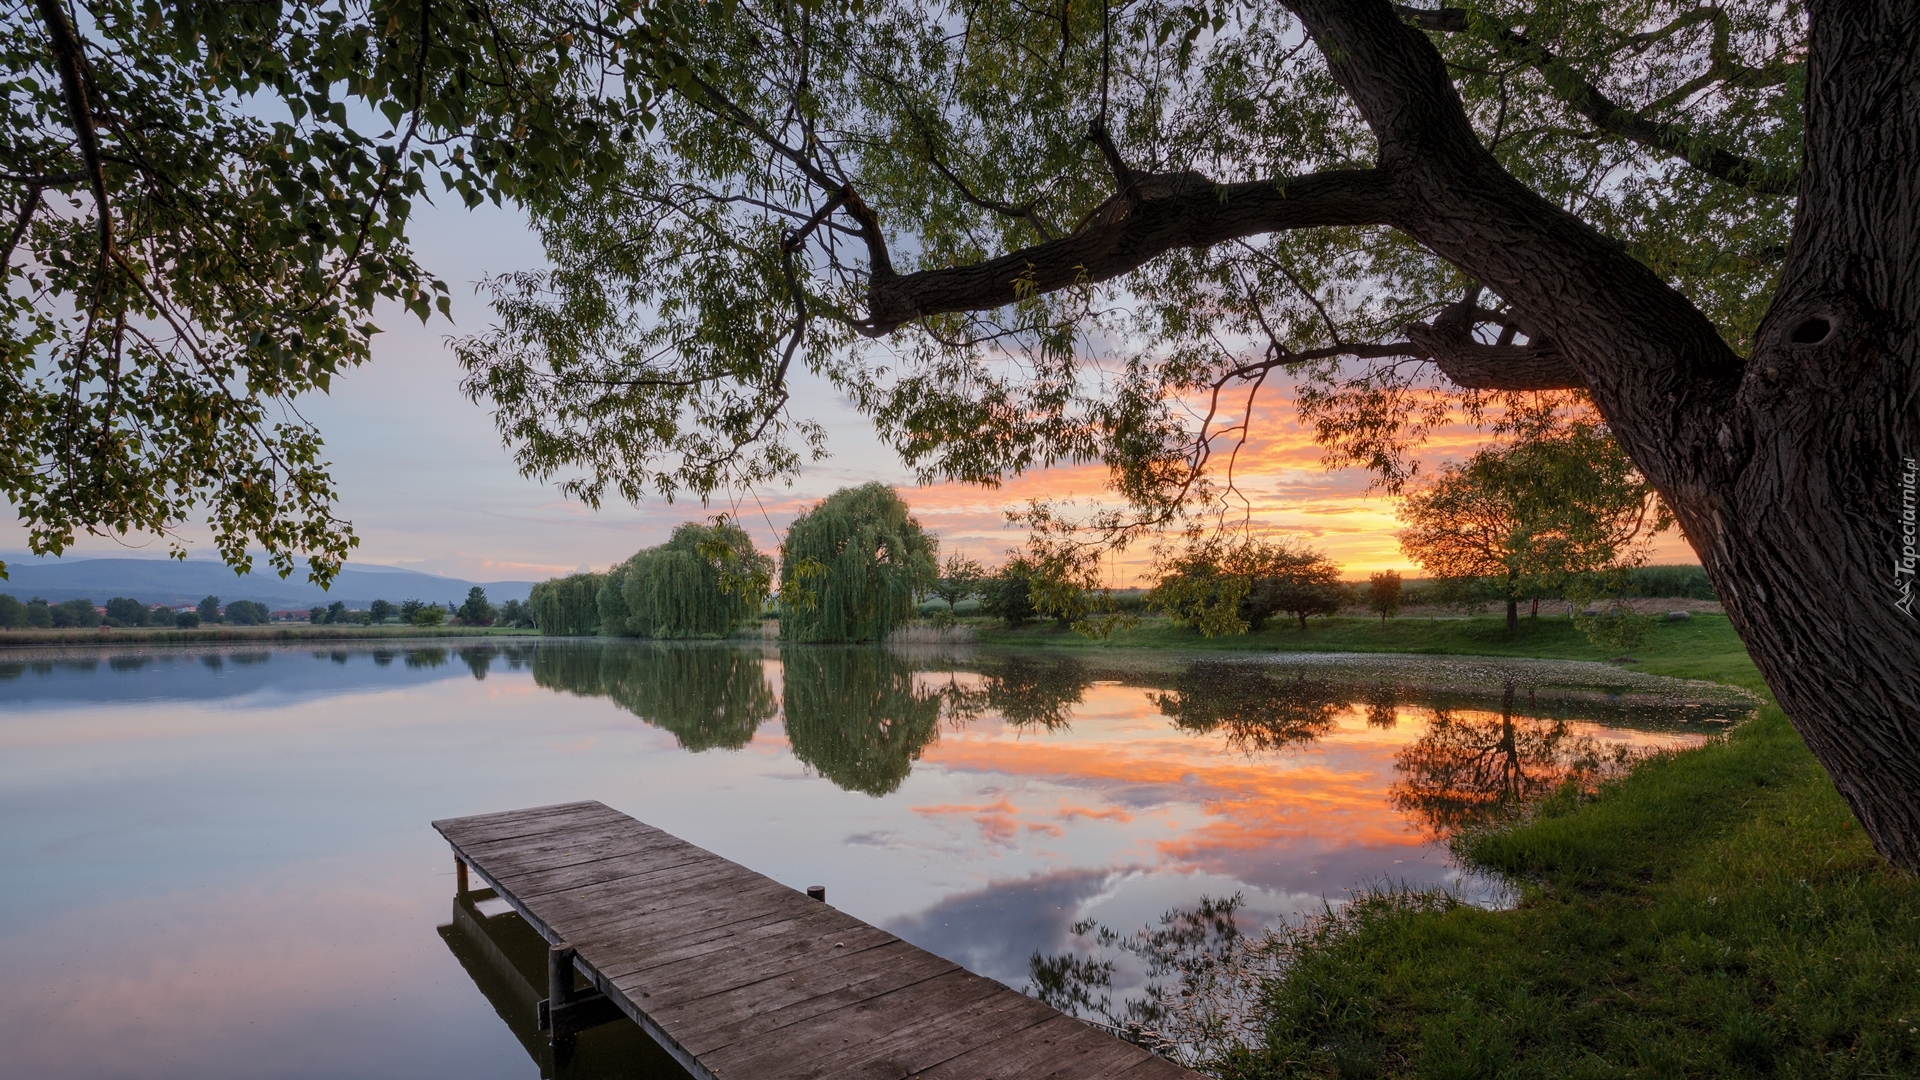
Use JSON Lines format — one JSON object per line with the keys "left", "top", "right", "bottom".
{"left": 438, "top": 889, "right": 691, "bottom": 1080}
{"left": 0, "top": 641, "right": 1753, "bottom": 1080}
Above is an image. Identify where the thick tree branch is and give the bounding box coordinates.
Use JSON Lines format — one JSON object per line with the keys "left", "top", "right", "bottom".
{"left": 1397, "top": 5, "right": 1795, "bottom": 194}
{"left": 36, "top": 0, "right": 112, "bottom": 259}
{"left": 862, "top": 168, "right": 1396, "bottom": 334}
{"left": 1406, "top": 299, "right": 1584, "bottom": 390}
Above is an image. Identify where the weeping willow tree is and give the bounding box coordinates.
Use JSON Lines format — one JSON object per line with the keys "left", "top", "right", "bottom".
{"left": 599, "top": 520, "right": 773, "bottom": 639}
{"left": 778, "top": 484, "right": 938, "bottom": 644}
{"left": 528, "top": 572, "right": 606, "bottom": 636}
{"left": 780, "top": 646, "right": 944, "bottom": 796}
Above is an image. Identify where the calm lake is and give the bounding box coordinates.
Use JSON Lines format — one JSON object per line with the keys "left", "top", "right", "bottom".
{"left": 0, "top": 640, "right": 1753, "bottom": 1079}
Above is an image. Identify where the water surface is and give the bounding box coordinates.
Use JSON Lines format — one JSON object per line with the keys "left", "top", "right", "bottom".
{"left": 0, "top": 641, "right": 1750, "bottom": 1079}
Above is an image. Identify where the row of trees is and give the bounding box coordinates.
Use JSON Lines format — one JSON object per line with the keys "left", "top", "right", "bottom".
{"left": 304, "top": 590, "right": 535, "bottom": 628}
{"left": 0, "top": 589, "right": 543, "bottom": 630}
{"left": 531, "top": 485, "right": 942, "bottom": 643}
{"left": 521, "top": 448, "right": 1675, "bottom": 644}
{"left": 0, "top": 593, "right": 273, "bottom": 629}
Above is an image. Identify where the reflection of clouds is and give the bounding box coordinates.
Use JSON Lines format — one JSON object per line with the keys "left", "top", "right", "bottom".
{"left": 885, "top": 868, "right": 1120, "bottom": 988}
{"left": 0, "top": 862, "right": 520, "bottom": 1079}
{"left": 912, "top": 798, "right": 1023, "bottom": 846}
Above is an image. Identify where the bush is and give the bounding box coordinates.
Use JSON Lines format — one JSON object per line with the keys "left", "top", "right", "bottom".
{"left": 0, "top": 593, "right": 24, "bottom": 628}
{"left": 224, "top": 600, "right": 271, "bottom": 625}
{"left": 1151, "top": 537, "right": 1349, "bottom": 636}
{"left": 105, "top": 597, "right": 148, "bottom": 626}
{"left": 52, "top": 598, "right": 100, "bottom": 628}
{"left": 25, "top": 598, "right": 52, "bottom": 628}
{"left": 174, "top": 610, "right": 201, "bottom": 628}
{"left": 979, "top": 559, "right": 1039, "bottom": 628}
{"left": 495, "top": 598, "right": 535, "bottom": 628}
{"left": 410, "top": 604, "right": 447, "bottom": 627}
{"left": 1628, "top": 564, "right": 1718, "bottom": 599}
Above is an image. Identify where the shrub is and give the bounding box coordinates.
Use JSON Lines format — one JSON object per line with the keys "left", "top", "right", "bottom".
{"left": 979, "top": 559, "right": 1039, "bottom": 628}
{"left": 174, "top": 610, "right": 201, "bottom": 628}
{"left": 25, "top": 598, "right": 52, "bottom": 628}
{"left": 1628, "top": 564, "right": 1717, "bottom": 599}
{"left": 105, "top": 597, "right": 148, "bottom": 626}
{"left": 495, "top": 598, "right": 535, "bottom": 628}
{"left": 410, "top": 604, "right": 447, "bottom": 627}
{"left": 224, "top": 600, "right": 271, "bottom": 625}
{"left": 52, "top": 598, "right": 101, "bottom": 628}
{"left": 1151, "top": 537, "right": 1349, "bottom": 635}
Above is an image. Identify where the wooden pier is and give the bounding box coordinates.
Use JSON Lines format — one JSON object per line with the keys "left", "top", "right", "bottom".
{"left": 434, "top": 800, "right": 1201, "bottom": 1080}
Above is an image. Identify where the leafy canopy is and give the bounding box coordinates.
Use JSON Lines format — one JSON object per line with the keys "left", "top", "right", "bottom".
{"left": 8, "top": 0, "right": 1801, "bottom": 570}
{"left": 452, "top": 0, "right": 1800, "bottom": 537}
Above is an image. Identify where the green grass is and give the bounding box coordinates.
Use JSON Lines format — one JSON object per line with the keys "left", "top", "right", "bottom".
{"left": 1229, "top": 708, "right": 1920, "bottom": 1079}
{"left": 981, "top": 613, "right": 1918, "bottom": 1077}
{"left": 974, "top": 612, "right": 1754, "bottom": 683}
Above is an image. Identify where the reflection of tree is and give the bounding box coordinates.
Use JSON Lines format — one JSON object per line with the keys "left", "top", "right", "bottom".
{"left": 982, "top": 655, "right": 1091, "bottom": 730}
{"left": 404, "top": 647, "right": 449, "bottom": 669}
{"left": 781, "top": 647, "right": 943, "bottom": 796}
{"left": 459, "top": 647, "right": 494, "bottom": 680}
{"left": 1154, "top": 662, "right": 1345, "bottom": 753}
{"left": 1391, "top": 681, "right": 1632, "bottom": 837}
{"left": 532, "top": 643, "right": 776, "bottom": 751}
{"left": 602, "top": 645, "right": 777, "bottom": 750}
{"left": 1363, "top": 683, "right": 1399, "bottom": 728}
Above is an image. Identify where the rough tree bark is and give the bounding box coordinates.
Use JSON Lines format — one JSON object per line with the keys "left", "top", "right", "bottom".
{"left": 846, "top": 0, "right": 1920, "bottom": 867}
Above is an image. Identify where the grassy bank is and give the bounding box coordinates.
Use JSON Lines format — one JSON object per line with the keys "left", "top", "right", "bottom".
{"left": 1054, "top": 617, "right": 1917, "bottom": 1076}
{"left": 0, "top": 624, "right": 538, "bottom": 647}
{"left": 973, "top": 612, "right": 1754, "bottom": 684}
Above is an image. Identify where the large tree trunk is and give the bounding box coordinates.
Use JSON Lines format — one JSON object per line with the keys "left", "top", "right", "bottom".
{"left": 1289, "top": 0, "right": 1920, "bottom": 868}
{"left": 1682, "top": 0, "right": 1920, "bottom": 870}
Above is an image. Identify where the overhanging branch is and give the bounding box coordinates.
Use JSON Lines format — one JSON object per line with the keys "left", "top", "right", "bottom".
{"left": 861, "top": 168, "right": 1397, "bottom": 335}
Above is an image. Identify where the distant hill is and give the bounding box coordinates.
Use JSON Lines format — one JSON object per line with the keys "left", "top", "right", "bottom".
{"left": 0, "top": 555, "right": 535, "bottom": 610}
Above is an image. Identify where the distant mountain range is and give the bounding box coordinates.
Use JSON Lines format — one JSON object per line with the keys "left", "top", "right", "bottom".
{"left": 0, "top": 555, "right": 536, "bottom": 610}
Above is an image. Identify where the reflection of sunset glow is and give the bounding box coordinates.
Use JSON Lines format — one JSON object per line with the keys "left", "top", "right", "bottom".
{"left": 898, "top": 683, "right": 1706, "bottom": 882}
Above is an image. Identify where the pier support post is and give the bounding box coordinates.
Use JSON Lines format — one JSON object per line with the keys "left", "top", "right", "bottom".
{"left": 548, "top": 943, "right": 577, "bottom": 1007}
{"left": 807, "top": 885, "right": 825, "bottom": 902}
{"left": 455, "top": 857, "right": 470, "bottom": 899}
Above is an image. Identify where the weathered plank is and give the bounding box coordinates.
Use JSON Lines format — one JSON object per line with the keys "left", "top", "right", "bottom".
{"left": 434, "top": 801, "right": 1203, "bottom": 1080}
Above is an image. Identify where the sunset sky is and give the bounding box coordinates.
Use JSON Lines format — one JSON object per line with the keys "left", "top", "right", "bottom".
{"left": 2, "top": 198, "right": 1698, "bottom": 585}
